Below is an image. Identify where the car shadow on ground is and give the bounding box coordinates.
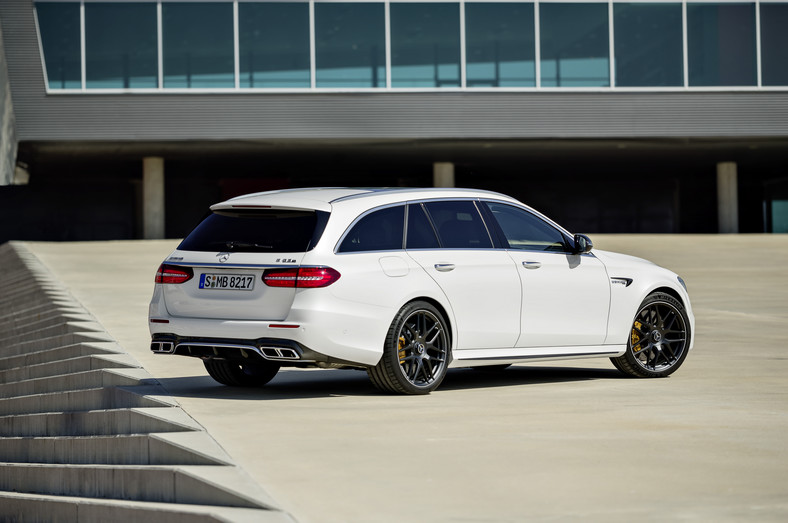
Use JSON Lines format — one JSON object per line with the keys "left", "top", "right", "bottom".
{"left": 154, "top": 365, "right": 628, "bottom": 401}
{"left": 441, "top": 365, "right": 627, "bottom": 391}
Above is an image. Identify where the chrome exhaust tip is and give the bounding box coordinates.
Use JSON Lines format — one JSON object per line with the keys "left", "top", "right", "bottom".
{"left": 151, "top": 341, "right": 175, "bottom": 354}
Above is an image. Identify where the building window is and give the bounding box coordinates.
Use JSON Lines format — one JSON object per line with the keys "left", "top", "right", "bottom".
{"left": 315, "top": 2, "right": 386, "bottom": 88}
{"left": 613, "top": 3, "right": 683, "bottom": 87}
{"left": 239, "top": 3, "right": 310, "bottom": 88}
{"left": 760, "top": 3, "right": 788, "bottom": 86}
{"left": 162, "top": 2, "right": 235, "bottom": 88}
{"left": 85, "top": 3, "right": 158, "bottom": 89}
{"left": 36, "top": 2, "right": 81, "bottom": 89}
{"left": 34, "top": 0, "right": 788, "bottom": 92}
{"left": 539, "top": 3, "right": 610, "bottom": 87}
{"left": 390, "top": 3, "right": 461, "bottom": 88}
{"left": 465, "top": 2, "right": 536, "bottom": 87}
{"left": 687, "top": 3, "right": 757, "bottom": 86}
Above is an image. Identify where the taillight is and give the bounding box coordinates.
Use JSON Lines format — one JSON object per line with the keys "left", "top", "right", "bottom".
{"left": 263, "top": 267, "right": 341, "bottom": 288}
{"left": 155, "top": 264, "right": 194, "bottom": 284}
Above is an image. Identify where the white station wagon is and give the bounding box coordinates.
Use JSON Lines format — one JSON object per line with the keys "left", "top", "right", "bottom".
{"left": 149, "top": 187, "right": 694, "bottom": 394}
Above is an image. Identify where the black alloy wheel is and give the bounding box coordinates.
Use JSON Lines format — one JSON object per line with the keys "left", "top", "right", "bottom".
{"left": 611, "top": 292, "right": 691, "bottom": 378}
{"left": 368, "top": 301, "right": 450, "bottom": 394}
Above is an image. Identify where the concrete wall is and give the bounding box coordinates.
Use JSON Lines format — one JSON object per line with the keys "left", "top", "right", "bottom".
{"left": 1, "top": 0, "right": 787, "bottom": 143}
{"left": 0, "top": 19, "right": 17, "bottom": 186}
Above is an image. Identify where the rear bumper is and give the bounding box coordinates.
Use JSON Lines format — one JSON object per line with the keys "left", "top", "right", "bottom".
{"left": 150, "top": 333, "right": 363, "bottom": 367}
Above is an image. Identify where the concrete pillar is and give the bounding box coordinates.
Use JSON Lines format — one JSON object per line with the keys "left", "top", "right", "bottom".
{"left": 433, "top": 162, "right": 455, "bottom": 188}
{"left": 0, "top": 25, "right": 18, "bottom": 187}
{"left": 717, "top": 161, "right": 738, "bottom": 234}
{"left": 143, "top": 157, "right": 165, "bottom": 239}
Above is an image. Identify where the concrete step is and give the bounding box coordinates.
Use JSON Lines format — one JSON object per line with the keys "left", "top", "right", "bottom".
{"left": 0, "top": 407, "right": 201, "bottom": 437}
{"left": 0, "top": 464, "right": 276, "bottom": 510}
{"left": 0, "top": 433, "right": 228, "bottom": 466}
{"left": 0, "top": 342, "right": 122, "bottom": 372}
{"left": 0, "top": 367, "right": 154, "bottom": 398}
{"left": 3, "top": 331, "right": 115, "bottom": 358}
{"left": 0, "top": 302, "right": 77, "bottom": 326}
{"left": 0, "top": 386, "right": 172, "bottom": 416}
{"left": 0, "top": 285, "right": 68, "bottom": 310}
{"left": 0, "top": 243, "right": 294, "bottom": 521}
{"left": 0, "top": 312, "right": 94, "bottom": 339}
{"left": 0, "top": 354, "right": 139, "bottom": 384}
{"left": 0, "top": 319, "right": 103, "bottom": 346}
{"left": 0, "top": 492, "right": 294, "bottom": 523}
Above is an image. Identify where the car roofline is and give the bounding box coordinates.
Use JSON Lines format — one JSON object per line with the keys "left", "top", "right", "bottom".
{"left": 328, "top": 187, "right": 512, "bottom": 204}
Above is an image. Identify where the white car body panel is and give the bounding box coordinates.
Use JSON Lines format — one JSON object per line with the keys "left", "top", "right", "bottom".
{"left": 406, "top": 249, "right": 521, "bottom": 350}
{"left": 507, "top": 250, "right": 611, "bottom": 347}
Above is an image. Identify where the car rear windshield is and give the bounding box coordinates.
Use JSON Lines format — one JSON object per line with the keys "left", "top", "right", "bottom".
{"left": 178, "top": 209, "right": 329, "bottom": 253}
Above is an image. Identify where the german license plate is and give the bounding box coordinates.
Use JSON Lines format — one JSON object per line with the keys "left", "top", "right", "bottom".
{"left": 199, "top": 273, "right": 255, "bottom": 291}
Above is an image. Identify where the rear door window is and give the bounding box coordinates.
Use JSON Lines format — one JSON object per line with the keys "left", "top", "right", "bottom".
{"left": 338, "top": 205, "right": 405, "bottom": 253}
{"left": 178, "top": 209, "right": 327, "bottom": 253}
{"left": 423, "top": 200, "right": 493, "bottom": 249}
{"left": 406, "top": 203, "right": 440, "bottom": 249}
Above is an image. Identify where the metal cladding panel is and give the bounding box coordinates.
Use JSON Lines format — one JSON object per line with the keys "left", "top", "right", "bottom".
{"left": 3, "top": 0, "right": 788, "bottom": 143}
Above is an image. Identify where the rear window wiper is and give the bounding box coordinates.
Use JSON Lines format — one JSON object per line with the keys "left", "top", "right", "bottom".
{"left": 224, "top": 241, "right": 273, "bottom": 250}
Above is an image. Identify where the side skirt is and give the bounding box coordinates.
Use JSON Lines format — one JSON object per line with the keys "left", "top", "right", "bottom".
{"left": 449, "top": 345, "right": 626, "bottom": 368}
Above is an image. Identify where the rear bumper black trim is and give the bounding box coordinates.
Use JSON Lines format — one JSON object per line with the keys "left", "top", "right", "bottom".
{"left": 150, "top": 333, "right": 358, "bottom": 366}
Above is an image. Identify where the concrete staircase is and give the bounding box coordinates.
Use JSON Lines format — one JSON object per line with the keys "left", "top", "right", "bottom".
{"left": 0, "top": 243, "right": 294, "bottom": 522}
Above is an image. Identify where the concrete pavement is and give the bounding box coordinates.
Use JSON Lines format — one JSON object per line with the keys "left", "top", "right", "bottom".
{"left": 18, "top": 235, "right": 788, "bottom": 521}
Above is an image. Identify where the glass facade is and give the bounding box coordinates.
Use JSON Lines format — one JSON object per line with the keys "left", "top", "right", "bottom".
{"left": 85, "top": 3, "right": 158, "bottom": 89}
{"left": 687, "top": 3, "right": 757, "bottom": 86}
{"left": 760, "top": 4, "right": 788, "bottom": 87}
{"left": 540, "top": 3, "right": 609, "bottom": 87}
{"left": 614, "top": 3, "right": 683, "bottom": 87}
{"left": 465, "top": 3, "right": 535, "bottom": 87}
{"left": 35, "top": 1, "right": 788, "bottom": 91}
{"left": 37, "top": 2, "right": 81, "bottom": 89}
{"left": 163, "top": 2, "right": 234, "bottom": 88}
{"left": 315, "top": 3, "right": 385, "bottom": 88}
{"left": 390, "top": 3, "right": 460, "bottom": 88}
{"left": 239, "top": 3, "right": 310, "bottom": 88}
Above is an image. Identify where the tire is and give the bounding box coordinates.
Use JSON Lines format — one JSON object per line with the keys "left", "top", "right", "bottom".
{"left": 367, "top": 301, "right": 451, "bottom": 395}
{"left": 204, "top": 359, "right": 280, "bottom": 387}
{"left": 611, "top": 292, "right": 691, "bottom": 378}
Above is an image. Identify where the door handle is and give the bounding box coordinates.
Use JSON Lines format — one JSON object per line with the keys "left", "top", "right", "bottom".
{"left": 434, "top": 263, "right": 455, "bottom": 272}
{"left": 522, "top": 261, "right": 541, "bottom": 269}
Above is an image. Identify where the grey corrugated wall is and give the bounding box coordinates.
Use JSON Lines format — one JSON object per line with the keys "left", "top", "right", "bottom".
{"left": 2, "top": 0, "right": 788, "bottom": 143}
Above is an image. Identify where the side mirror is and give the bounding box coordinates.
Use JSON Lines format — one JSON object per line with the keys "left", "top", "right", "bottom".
{"left": 573, "top": 234, "right": 593, "bottom": 254}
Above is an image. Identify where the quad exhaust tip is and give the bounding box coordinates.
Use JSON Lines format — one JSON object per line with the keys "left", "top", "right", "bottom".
{"left": 151, "top": 341, "right": 175, "bottom": 353}
{"left": 260, "top": 347, "right": 300, "bottom": 360}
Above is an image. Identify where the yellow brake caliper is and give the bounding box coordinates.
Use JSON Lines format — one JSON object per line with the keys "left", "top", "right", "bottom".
{"left": 398, "top": 336, "right": 407, "bottom": 364}
{"left": 631, "top": 321, "right": 643, "bottom": 353}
